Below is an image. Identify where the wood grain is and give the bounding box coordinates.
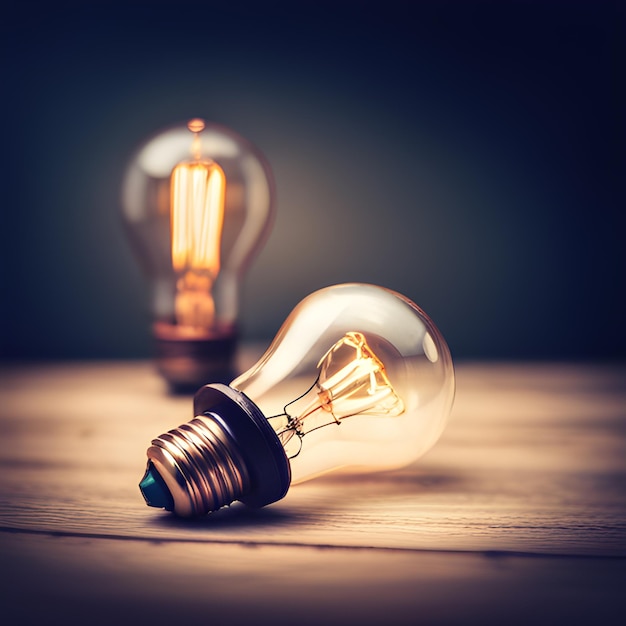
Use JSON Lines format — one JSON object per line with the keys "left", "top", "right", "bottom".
{"left": 1, "top": 357, "right": 624, "bottom": 625}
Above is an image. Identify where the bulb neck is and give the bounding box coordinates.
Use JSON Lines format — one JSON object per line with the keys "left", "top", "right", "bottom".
{"left": 142, "top": 383, "right": 291, "bottom": 516}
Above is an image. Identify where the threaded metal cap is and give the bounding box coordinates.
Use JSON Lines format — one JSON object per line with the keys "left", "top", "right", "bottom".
{"left": 141, "top": 384, "right": 291, "bottom": 516}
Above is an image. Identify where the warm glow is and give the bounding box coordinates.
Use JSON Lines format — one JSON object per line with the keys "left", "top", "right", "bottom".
{"left": 170, "top": 120, "right": 226, "bottom": 328}
{"left": 274, "top": 332, "right": 405, "bottom": 454}
{"left": 171, "top": 161, "right": 225, "bottom": 273}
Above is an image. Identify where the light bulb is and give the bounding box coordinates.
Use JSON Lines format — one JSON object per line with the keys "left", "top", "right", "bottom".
{"left": 139, "top": 283, "right": 455, "bottom": 516}
{"left": 121, "top": 119, "right": 275, "bottom": 390}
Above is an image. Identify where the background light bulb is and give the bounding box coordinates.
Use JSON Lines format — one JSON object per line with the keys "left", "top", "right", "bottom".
{"left": 121, "top": 119, "right": 275, "bottom": 391}
{"left": 139, "top": 283, "right": 455, "bottom": 517}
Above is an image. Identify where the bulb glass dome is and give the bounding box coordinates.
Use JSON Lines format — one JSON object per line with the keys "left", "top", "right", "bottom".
{"left": 121, "top": 119, "right": 275, "bottom": 388}
{"left": 232, "top": 283, "right": 455, "bottom": 482}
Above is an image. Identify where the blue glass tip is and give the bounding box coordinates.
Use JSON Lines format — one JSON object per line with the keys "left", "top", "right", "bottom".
{"left": 139, "top": 462, "right": 174, "bottom": 511}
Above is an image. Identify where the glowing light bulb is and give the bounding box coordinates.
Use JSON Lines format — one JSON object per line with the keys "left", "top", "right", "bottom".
{"left": 139, "top": 283, "right": 455, "bottom": 516}
{"left": 122, "top": 119, "right": 275, "bottom": 390}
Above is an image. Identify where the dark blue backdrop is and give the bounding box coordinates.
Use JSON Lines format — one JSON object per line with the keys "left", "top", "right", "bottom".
{"left": 1, "top": 0, "right": 623, "bottom": 361}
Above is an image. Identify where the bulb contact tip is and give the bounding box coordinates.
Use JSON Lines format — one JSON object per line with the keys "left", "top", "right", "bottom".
{"left": 139, "top": 461, "right": 175, "bottom": 511}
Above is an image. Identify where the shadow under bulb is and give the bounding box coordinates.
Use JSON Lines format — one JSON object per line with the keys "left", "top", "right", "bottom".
{"left": 121, "top": 119, "right": 275, "bottom": 392}
{"left": 139, "top": 283, "right": 455, "bottom": 517}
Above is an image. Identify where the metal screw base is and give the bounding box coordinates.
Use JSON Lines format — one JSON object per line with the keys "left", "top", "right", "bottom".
{"left": 146, "top": 413, "right": 250, "bottom": 516}
{"left": 141, "top": 384, "right": 291, "bottom": 517}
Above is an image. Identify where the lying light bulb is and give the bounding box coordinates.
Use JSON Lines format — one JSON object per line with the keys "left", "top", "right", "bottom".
{"left": 122, "top": 119, "right": 275, "bottom": 390}
{"left": 139, "top": 283, "right": 455, "bottom": 516}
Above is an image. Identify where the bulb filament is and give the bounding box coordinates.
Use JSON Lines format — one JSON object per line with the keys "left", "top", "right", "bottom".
{"left": 268, "top": 332, "right": 404, "bottom": 458}
{"left": 170, "top": 119, "right": 226, "bottom": 329}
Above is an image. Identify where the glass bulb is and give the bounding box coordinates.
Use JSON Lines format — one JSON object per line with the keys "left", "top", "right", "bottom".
{"left": 139, "top": 283, "right": 455, "bottom": 517}
{"left": 121, "top": 119, "right": 275, "bottom": 390}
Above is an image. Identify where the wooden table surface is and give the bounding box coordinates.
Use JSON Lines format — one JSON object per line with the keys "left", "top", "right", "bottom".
{"left": 1, "top": 352, "right": 624, "bottom": 625}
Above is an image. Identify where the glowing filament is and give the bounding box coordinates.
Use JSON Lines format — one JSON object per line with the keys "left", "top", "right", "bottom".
{"left": 171, "top": 161, "right": 225, "bottom": 275}
{"left": 275, "top": 332, "right": 404, "bottom": 453}
{"left": 170, "top": 120, "right": 226, "bottom": 329}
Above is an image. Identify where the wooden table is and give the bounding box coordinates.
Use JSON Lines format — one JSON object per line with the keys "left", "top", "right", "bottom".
{"left": 1, "top": 354, "right": 624, "bottom": 625}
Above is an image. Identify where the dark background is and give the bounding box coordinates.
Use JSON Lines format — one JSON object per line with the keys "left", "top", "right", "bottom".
{"left": 1, "top": 0, "right": 623, "bottom": 362}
